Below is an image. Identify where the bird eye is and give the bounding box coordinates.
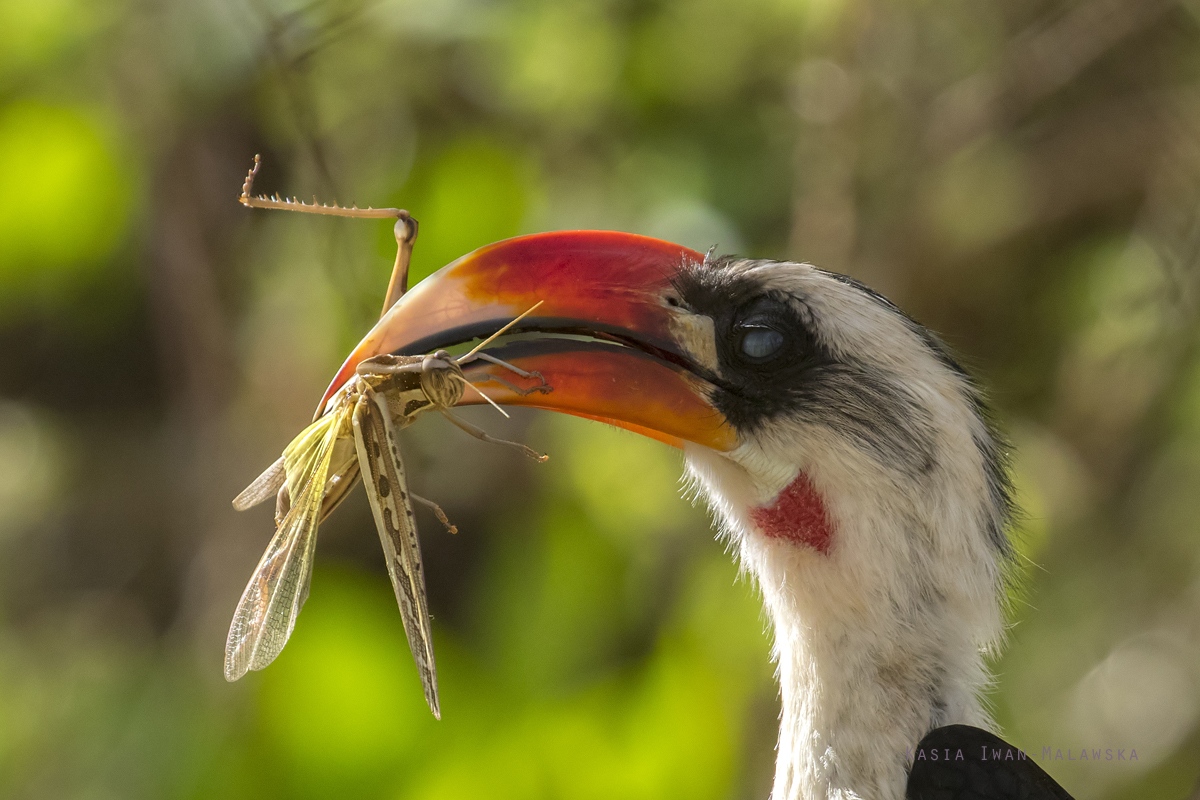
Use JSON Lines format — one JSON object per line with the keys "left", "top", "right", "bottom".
{"left": 740, "top": 327, "right": 784, "bottom": 360}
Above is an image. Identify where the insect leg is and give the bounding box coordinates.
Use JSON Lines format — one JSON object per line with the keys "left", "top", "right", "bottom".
{"left": 274, "top": 484, "right": 292, "bottom": 528}
{"left": 352, "top": 390, "right": 441, "bottom": 718}
{"left": 411, "top": 494, "right": 458, "bottom": 534}
{"left": 463, "top": 354, "right": 553, "bottom": 396}
{"left": 318, "top": 456, "right": 361, "bottom": 523}
{"left": 380, "top": 214, "right": 417, "bottom": 316}
{"left": 440, "top": 409, "right": 549, "bottom": 462}
{"left": 474, "top": 372, "right": 553, "bottom": 398}
{"left": 457, "top": 351, "right": 541, "bottom": 381}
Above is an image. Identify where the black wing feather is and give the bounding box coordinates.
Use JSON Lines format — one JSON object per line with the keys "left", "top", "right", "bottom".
{"left": 907, "top": 725, "right": 1075, "bottom": 800}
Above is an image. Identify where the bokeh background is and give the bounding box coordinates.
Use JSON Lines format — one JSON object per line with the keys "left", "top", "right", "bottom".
{"left": 2, "top": 0, "right": 1200, "bottom": 797}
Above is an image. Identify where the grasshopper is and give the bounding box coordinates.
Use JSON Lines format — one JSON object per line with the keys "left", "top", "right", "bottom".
{"left": 226, "top": 157, "right": 551, "bottom": 718}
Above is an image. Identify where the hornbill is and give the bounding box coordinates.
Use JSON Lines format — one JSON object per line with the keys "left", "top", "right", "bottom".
{"left": 318, "top": 231, "right": 1075, "bottom": 800}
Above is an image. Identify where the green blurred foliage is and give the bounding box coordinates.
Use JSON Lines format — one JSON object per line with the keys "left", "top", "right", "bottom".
{"left": 396, "top": 137, "right": 538, "bottom": 285}
{"left": 0, "top": 101, "right": 132, "bottom": 312}
{"left": 1, "top": 0, "right": 1199, "bottom": 798}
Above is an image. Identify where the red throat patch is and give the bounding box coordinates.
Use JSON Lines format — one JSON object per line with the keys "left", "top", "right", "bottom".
{"left": 750, "top": 473, "right": 833, "bottom": 554}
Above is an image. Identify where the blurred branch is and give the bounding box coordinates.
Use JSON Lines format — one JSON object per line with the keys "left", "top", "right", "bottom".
{"left": 150, "top": 141, "right": 237, "bottom": 421}
{"left": 787, "top": 58, "right": 862, "bottom": 270}
{"left": 246, "top": 0, "right": 363, "bottom": 198}
{"left": 1053, "top": 90, "right": 1200, "bottom": 492}
{"left": 1026, "top": 92, "right": 1168, "bottom": 226}
{"left": 927, "top": 0, "right": 1181, "bottom": 155}
{"left": 1104, "top": 96, "right": 1200, "bottom": 490}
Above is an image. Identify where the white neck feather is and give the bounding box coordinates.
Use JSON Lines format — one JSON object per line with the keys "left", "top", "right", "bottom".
{"left": 684, "top": 408, "right": 1006, "bottom": 800}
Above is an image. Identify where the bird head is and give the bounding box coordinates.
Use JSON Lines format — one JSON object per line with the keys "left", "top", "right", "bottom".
{"left": 323, "top": 230, "right": 1015, "bottom": 799}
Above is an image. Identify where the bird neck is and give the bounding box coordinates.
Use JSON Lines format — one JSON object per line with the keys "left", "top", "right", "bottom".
{"left": 685, "top": 440, "right": 1005, "bottom": 800}
{"left": 760, "top": 543, "right": 995, "bottom": 800}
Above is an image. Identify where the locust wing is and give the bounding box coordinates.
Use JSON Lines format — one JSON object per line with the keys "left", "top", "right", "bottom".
{"left": 232, "top": 456, "right": 286, "bottom": 511}
{"left": 224, "top": 409, "right": 345, "bottom": 681}
{"left": 352, "top": 388, "right": 440, "bottom": 718}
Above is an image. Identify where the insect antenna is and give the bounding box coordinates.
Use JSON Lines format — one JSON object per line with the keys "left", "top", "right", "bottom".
{"left": 454, "top": 375, "right": 510, "bottom": 418}
{"left": 457, "top": 300, "right": 545, "bottom": 362}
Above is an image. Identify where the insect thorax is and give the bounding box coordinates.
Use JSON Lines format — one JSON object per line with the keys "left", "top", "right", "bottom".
{"left": 355, "top": 353, "right": 465, "bottom": 420}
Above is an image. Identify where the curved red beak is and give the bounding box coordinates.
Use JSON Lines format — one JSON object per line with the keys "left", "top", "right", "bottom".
{"left": 319, "top": 230, "right": 737, "bottom": 452}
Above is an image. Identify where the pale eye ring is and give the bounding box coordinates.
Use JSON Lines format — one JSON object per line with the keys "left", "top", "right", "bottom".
{"left": 740, "top": 327, "right": 784, "bottom": 360}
